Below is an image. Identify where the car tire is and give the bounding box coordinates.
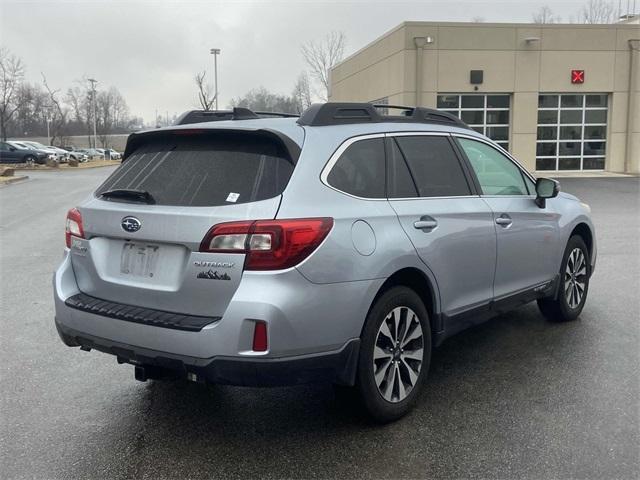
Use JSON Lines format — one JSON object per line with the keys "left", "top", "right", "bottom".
{"left": 24, "top": 155, "right": 36, "bottom": 166}
{"left": 355, "top": 286, "right": 431, "bottom": 423}
{"left": 538, "top": 235, "right": 591, "bottom": 322}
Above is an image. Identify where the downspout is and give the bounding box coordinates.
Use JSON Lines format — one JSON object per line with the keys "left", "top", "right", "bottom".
{"left": 625, "top": 39, "right": 639, "bottom": 173}
{"left": 414, "top": 37, "right": 428, "bottom": 107}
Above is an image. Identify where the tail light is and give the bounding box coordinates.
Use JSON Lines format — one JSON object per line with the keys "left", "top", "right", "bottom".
{"left": 200, "top": 217, "right": 334, "bottom": 270}
{"left": 65, "top": 208, "right": 84, "bottom": 248}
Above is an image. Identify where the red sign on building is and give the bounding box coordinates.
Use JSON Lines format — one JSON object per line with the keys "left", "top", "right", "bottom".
{"left": 571, "top": 70, "right": 585, "bottom": 84}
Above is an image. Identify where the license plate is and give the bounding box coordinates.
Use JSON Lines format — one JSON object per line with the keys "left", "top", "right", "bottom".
{"left": 120, "top": 243, "right": 160, "bottom": 278}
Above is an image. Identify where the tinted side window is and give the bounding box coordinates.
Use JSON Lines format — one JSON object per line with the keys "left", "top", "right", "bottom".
{"left": 388, "top": 139, "right": 418, "bottom": 198}
{"left": 457, "top": 138, "right": 528, "bottom": 196}
{"left": 394, "top": 136, "right": 471, "bottom": 197}
{"left": 327, "top": 138, "right": 385, "bottom": 198}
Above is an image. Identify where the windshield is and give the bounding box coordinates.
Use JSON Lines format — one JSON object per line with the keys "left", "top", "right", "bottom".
{"left": 95, "top": 132, "right": 294, "bottom": 207}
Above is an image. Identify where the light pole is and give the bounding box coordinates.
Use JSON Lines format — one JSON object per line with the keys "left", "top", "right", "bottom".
{"left": 88, "top": 78, "right": 98, "bottom": 148}
{"left": 210, "top": 48, "right": 220, "bottom": 110}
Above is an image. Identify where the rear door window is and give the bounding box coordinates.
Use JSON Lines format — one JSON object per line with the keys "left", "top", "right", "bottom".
{"left": 95, "top": 132, "right": 294, "bottom": 206}
{"left": 394, "top": 136, "right": 472, "bottom": 197}
{"left": 387, "top": 138, "right": 418, "bottom": 198}
{"left": 326, "top": 138, "right": 385, "bottom": 198}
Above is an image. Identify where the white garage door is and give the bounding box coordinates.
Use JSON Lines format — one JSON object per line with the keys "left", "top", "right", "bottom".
{"left": 437, "top": 94, "right": 510, "bottom": 151}
{"left": 536, "top": 94, "right": 608, "bottom": 171}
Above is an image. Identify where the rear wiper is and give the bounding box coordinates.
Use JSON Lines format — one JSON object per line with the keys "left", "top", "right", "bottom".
{"left": 99, "top": 189, "right": 156, "bottom": 204}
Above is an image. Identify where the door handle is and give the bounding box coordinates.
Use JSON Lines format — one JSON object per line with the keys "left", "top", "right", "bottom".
{"left": 414, "top": 216, "right": 438, "bottom": 231}
{"left": 495, "top": 214, "right": 512, "bottom": 227}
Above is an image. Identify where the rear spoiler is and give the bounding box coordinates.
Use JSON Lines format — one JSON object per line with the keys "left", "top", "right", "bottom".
{"left": 122, "top": 127, "right": 302, "bottom": 165}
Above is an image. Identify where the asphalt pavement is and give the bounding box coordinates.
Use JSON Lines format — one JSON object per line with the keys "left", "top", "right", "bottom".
{"left": 1, "top": 169, "right": 639, "bottom": 479}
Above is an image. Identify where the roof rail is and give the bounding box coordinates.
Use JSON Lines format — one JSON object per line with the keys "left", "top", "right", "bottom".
{"left": 175, "top": 108, "right": 298, "bottom": 125}
{"left": 296, "top": 102, "right": 471, "bottom": 129}
{"left": 254, "top": 111, "right": 300, "bottom": 118}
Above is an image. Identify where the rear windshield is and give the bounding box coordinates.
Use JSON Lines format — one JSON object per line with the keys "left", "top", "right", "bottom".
{"left": 95, "top": 132, "right": 294, "bottom": 206}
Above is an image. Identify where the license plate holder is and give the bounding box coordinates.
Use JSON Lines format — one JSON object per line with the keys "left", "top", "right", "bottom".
{"left": 120, "top": 242, "right": 160, "bottom": 278}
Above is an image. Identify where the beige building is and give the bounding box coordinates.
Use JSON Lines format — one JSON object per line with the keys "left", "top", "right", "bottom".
{"left": 329, "top": 20, "right": 640, "bottom": 174}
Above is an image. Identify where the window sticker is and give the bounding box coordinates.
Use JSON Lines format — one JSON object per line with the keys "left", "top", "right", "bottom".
{"left": 226, "top": 192, "right": 240, "bottom": 203}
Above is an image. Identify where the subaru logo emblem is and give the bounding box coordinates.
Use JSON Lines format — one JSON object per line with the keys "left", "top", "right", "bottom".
{"left": 121, "top": 216, "right": 141, "bottom": 233}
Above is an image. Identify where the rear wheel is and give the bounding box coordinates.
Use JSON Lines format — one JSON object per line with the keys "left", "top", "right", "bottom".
{"left": 24, "top": 155, "right": 36, "bottom": 166}
{"left": 355, "top": 286, "right": 431, "bottom": 423}
{"left": 538, "top": 235, "right": 590, "bottom": 322}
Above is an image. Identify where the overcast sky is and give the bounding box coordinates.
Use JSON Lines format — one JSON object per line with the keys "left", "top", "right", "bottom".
{"left": 0, "top": 0, "right": 629, "bottom": 123}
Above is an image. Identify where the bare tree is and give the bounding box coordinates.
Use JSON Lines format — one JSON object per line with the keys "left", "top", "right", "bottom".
{"left": 195, "top": 71, "right": 215, "bottom": 110}
{"left": 41, "top": 73, "right": 68, "bottom": 145}
{"left": 579, "top": 0, "right": 615, "bottom": 23}
{"left": 301, "top": 31, "right": 346, "bottom": 101}
{"left": 0, "top": 48, "right": 27, "bottom": 140}
{"left": 65, "top": 84, "right": 86, "bottom": 124}
{"left": 292, "top": 72, "right": 312, "bottom": 113}
{"left": 471, "top": 16, "right": 486, "bottom": 23}
{"left": 533, "top": 6, "right": 561, "bottom": 23}
{"left": 230, "top": 87, "right": 298, "bottom": 113}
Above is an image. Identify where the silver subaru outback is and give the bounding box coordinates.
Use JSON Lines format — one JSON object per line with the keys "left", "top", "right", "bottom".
{"left": 54, "top": 103, "right": 596, "bottom": 422}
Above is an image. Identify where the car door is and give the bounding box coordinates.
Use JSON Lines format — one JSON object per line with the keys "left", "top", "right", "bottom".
{"left": 454, "top": 136, "right": 560, "bottom": 300}
{"left": 0, "top": 142, "right": 19, "bottom": 163}
{"left": 386, "top": 133, "right": 497, "bottom": 322}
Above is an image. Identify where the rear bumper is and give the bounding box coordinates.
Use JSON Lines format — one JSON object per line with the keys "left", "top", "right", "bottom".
{"left": 54, "top": 250, "right": 381, "bottom": 385}
{"left": 55, "top": 320, "right": 360, "bottom": 386}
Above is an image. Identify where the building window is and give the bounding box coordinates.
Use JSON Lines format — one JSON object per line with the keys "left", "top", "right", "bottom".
{"left": 536, "top": 94, "right": 608, "bottom": 171}
{"left": 437, "top": 94, "right": 510, "bottom": 151}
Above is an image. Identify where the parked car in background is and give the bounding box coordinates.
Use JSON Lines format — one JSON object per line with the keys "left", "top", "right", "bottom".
{"left": 68, "top": 150, "right": 89, "bottom": 163}
{"left": 0, "top": 141, "right": 50, "bottom": 164}
{"left": 105, "top": 148, "right": 121, "bottom": 160}
{"left": 19, "top": 141, "right": 63, "bottom": 161}
{"left": 77, "top": 148, "right": 104, "bottom": 160}
{"left": 46, "top": 146, "right": 70, "bottom": 163}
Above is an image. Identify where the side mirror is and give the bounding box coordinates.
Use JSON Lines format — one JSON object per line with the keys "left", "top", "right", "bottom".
{"left": 9, "top": 147, "right": 16, "bottom": 151}
{"left": 535, "top": 177, "right": 560, "bottom": 208}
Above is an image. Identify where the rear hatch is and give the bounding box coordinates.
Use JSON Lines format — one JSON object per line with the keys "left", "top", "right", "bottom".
{"left": 69, "top": 128, "right": 299, "bottom": 318}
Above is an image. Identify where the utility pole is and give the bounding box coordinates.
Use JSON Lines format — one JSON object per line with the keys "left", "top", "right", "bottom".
{"left": 210, "top": 48, "right": 220, "bottom": 110}
{"left": 88, "top": 78, "right": 98, "bottom": 148}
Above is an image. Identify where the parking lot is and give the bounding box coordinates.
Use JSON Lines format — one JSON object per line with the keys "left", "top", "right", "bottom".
{"left": 1, "top": 169, "right": 638, "bottom": 479}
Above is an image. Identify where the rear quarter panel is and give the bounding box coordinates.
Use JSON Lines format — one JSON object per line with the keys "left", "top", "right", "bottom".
{"left": 276, "top": 128, "right": 441, "bottom": 309}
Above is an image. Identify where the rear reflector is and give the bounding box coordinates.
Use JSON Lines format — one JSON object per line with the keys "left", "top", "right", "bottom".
{"left": 65, "top": 208, "right": 84, "bottom": 248}
{"left": 200, "top": 218, "right": 333, "bottom": 270}
{"left": 252, "top": 321, "right": 268, "bottom": 352}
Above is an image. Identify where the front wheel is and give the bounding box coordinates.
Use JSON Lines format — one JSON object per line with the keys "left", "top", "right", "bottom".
{"left": 538, "top": 235, "right": 590, "bottom": 322}
{"left": 355, "top": 286, "right": 431, "bottom": 423}
{"left": 24, "top": 155, "right": 36, "bottom": 166}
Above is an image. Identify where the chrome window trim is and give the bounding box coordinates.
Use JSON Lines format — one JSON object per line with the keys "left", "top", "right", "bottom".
{"left": 320, "top": 131, "right": 491, "bottom": 202}
{"left": 452, "top": 133, "right": 538, "bottom": 196}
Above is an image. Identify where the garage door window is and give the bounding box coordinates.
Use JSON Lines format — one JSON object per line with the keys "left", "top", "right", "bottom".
{"left": 438, "top": 94, "right": 510, "bottom": 151}
{"left": 536, "top": 94, "right": 608, "bottom": 171}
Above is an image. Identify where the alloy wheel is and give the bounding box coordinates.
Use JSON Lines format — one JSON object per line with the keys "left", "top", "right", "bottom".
{"left": 373, "top": 306, "right": 424, "bottom": 403}
{"left": 565, "top": 247, "right": 587, "bottom": 309}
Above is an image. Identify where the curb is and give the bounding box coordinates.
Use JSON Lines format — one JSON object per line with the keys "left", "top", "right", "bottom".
{"left": 0, "top": 175, "right": 29, "bottom": 186}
